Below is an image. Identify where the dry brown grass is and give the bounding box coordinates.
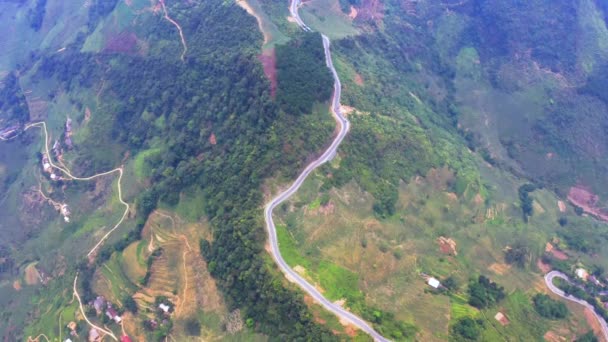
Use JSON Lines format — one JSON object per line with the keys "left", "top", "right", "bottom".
{"left": 131, "top": 211, "right": 224, "bottom": 320}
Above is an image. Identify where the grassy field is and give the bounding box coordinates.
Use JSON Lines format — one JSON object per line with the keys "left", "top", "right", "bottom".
{"left": 300, "top": 0, "right": 359, "bottom": 39}
{"left": 273, "top": 158, "right": 594, "bottom": 339}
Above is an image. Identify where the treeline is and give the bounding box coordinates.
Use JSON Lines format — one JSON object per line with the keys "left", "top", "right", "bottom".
{"left": 518, "top": 183, "right": 537, "bottom": 222}
{"left": 27, "top": 0, "right": 47, "bottom": 31}
{"left": 0, "top": 72, "right": 30, "bottom": 126}
{"left": 468, "top": 275, "right": 505, "bottom": 309}
{"left": 532, "top": 294, "right": 568, "bottom": 319}
{"left": 38, "top": 0, "right": 339, "bottom": 339}
{"left": 558, "top": 282, "right": 608, "bottom": 323}
{"left": 276, "top": 32, "right": 333, "bottom": 115}
{"left": 338, "top": 0, "right": 361, "bottom": 13}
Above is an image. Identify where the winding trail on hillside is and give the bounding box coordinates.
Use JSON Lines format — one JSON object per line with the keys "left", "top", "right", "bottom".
{"left": 21, "top": 122, "right": 130, "bottom": 338}
{"left": 263, "top": 2, "right": 388, "bottom": 341}
{"left": 73, "top": 273, "right": 118, "bottom": 341}
{"left": 25, "top": 122, "right": 130, "bottom": 258}
{"left": 545, "top": 271, "right": 608, "bottom": 341}
{"left": 159, "top": 0, "right": 188, "bottom": 61}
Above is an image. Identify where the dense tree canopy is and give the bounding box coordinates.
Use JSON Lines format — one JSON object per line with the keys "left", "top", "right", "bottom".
{"left": 468, "top": 275, "right": 505, "bottom": 309}
{"left": 276, "top": 32, "right": 333, "bottom": 115}
{"left": 532, "top": 294, "right": 568, "bottom": 319}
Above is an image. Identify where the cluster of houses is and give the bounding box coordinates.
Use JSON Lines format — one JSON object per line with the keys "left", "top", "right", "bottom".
{"left": 41, "top": 153, "right": 61, "bottom": 182}
{"left": 144, "top": 300, "right": 174, "bottom": 332}
{"left": 44, "top": 117, "right": 75, "bottom": 179}
{"left": 93, "top": 296, "right": 123, "bottom": 323}
{"left": 84, "top": 328, "right": 132, "bottom": 342}
{"left": 81, "top": 296, "right": 135, "bottom": 342}
{"left": 575, "top": 267, "right": 606, "bottom": 287}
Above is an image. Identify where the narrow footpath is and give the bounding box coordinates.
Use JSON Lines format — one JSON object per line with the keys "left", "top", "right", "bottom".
{"left": 264, "top": 2, "right": 389, "bottom": 341}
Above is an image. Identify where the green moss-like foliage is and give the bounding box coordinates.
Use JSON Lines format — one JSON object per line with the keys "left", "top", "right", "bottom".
{"left": 276, "top": 32, "right": 333, "bottom": 115}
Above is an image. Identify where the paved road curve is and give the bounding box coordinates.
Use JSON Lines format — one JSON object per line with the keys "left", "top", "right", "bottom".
{"left": 263, "top": 2, "right": 390, "bottom": 341}
{"left": 545, "top": 271, "right": 608, "bottom": 341}
{"left": 289, "top": 0, "right": 311, "bottom": 32}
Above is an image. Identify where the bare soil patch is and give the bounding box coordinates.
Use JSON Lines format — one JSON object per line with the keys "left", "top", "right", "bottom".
{"left": 24, "top": 263, "right": 41, "bottom": 285}
{"left": 545, "top": 242, "right": 568, "bottom": 260}
{"left": 488, "top": 262, "right": 511, "bottom": 275}
{"left": 354, "top": 0, "right": 384, "bottom": 23}
{"left": 437, "top": 236, "right": 457, "bottom": 255}
{"left": 348, "top": 6, "right": 358, "bottom": 19}
{"left": 568, "top": 186, "right": 608, "bottom": 222}
{"left": 237, "top": 0, "right": 270, "bottom": 45}
{"left": 537, "top": 259, "right": 552, "bottom": 274}
{"left": 258, "top": 49, "right": 277, "bottom": 98}
{"left": 557, "top": 200, "right": 566, "bottom": 212}
{"left": 543, "top": 330, "right": 565, "bottom": 342}
{"left": 344, "top": 325, "right": 358, "bottom": 337}
{"left": 583, "top": 307, "right": 605, "bottom": 342}
{"left": 354, "top": 73, "right": 364, "bottom": 85}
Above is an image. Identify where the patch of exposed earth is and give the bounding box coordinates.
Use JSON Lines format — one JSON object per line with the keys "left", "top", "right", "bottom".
{"left": 568, "top": 186, "right": 608, "bottom": 222}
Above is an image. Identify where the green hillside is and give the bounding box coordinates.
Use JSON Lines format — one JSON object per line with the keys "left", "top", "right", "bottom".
{"left": 1, "top": 0, "right": 608, "bottom": 341}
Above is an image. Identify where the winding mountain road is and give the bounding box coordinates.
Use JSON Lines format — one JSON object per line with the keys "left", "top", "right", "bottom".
{"left": 263, "top": 2, "right": 389, "bottom": 341}
{"left": 289, "top": 0, "right": 311, "bottom": 32}
{"left": 545, "top": 271, "right": 608, "bottom": 341}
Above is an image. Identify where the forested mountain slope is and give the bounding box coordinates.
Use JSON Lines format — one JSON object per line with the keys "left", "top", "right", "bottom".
{"left": 3, "top": 0, "right": 608, "bottom": 341}
{"left": 0, "top": 0, "right": 338, "bottom": 340}
{"left": 253, "top": 0, "right": 608, "bottom": 340}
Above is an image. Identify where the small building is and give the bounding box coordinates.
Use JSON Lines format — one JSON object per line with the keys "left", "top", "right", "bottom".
{"left": 66, "top": 117, "right": 72, "bottom": 132}
{"left": 576, "top": 268, "right": 589, "bottom": 281}
{"left": 42, "top": 154, "right": 51, "bottom": 172}
{"left": 494, "top": 312, "right": 509, "bottom": 326}
{"left": 89, "top": 328, "right": 101, "bottom": 342}
{"left": 121, "top": 335, "right": 133, "bottom": 342}
{"left": 159, "top": 303, "right": 171, "bottom": 314}
{"left": 93, "top": 296, "right": 106, "bottom": 314}
{"left": 61, "top": 204, "right": 71, "bottom": 222}
{"left": 106, "top": 307, "right": 122, "bottom": 323}
{"left": 427, "top": 277, "right": 441, "bottom": 289}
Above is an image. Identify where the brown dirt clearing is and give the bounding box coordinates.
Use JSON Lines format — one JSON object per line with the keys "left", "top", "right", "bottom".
{"left": 488, "top": 262, "right": 511, "bottom": 275}
{"left": 24, "top": 263, "right": 41, "bottom": 285}
{"left": 557, "top": 200, "right": 566, "bottom": 212}
{"left": 237, "top": 0, "right": 270, "bottom": 45}
{"left": 568, "top": 186, "right": 608, "bottom": 222}
{"left": 543, "top": 330, "right": 566, "bottom": 342}
{"left": 258, "top": 49, "right": 277, "bottom": 98}
{"left": 354, "top": 73, "right": 364, "bottom": 85}
{"left": 584, "top": 307, "right": 605, "bottom": 342}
